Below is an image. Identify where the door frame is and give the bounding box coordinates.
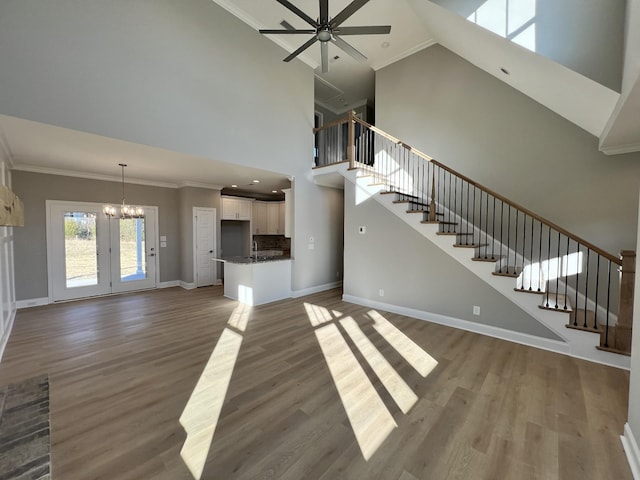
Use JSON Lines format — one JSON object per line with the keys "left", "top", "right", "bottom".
{"left": 193, "top": 207, "right": 219, "bottom": 288}
{"left": 46, "top": 200, "right": 159, "bottom": 302}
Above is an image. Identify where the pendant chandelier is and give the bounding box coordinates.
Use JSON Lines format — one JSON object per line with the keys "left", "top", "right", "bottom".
{"left": 103, "top": 163, "right": 144, "bottom": 218}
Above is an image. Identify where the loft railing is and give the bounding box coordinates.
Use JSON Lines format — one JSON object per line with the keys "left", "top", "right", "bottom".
{"left": 313, "top": 112, "right": 635, "bottom": 355}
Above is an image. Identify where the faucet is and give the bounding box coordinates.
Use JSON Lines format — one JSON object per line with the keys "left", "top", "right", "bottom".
{"left": 253, "top": 240, "right": 258, "bottom": 260}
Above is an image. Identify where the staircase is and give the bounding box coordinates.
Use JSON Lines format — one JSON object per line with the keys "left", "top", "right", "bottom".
{"left": 313, "top": 112, "right": 635, "bottom": 369}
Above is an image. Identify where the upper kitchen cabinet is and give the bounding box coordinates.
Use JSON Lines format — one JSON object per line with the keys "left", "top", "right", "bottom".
{"left": 253, "top": 201, "right": 268, "bottom": 234}
{"left": 221, "top": 196, "right": 252, "bottom": 220}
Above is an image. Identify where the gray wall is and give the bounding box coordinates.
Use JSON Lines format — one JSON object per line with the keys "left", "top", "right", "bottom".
{"left": 376, "top": 45, "right": 640, "bottom": 254}
{"left": 178, "top": 187, "right": 221, "bottom": 284}
{"left": 343, "top": 180, "right": 560, "bottom": 340}
{"left": 431, "top": 0, "right": 625, "bottom": 92}
{"left": 0, "top": 0, "right": 343, "bottom": 293}
{"left": 12, "top": 171, "right": 180, "bottom": 300}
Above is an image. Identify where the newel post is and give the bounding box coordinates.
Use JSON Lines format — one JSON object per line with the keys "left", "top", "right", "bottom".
{"left": 347, "top": 110, "right": 356, "bottom": 169}
{"left": 616, "top": 250, "right": 635, "bottom": 352}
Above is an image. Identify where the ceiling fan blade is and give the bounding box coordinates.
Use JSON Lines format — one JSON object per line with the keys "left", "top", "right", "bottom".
{"left": 284, "top": 37, "right": 318, "bottom": 62}
{"left": 276, "top": 0, "right": 317, "bottom": 28}
{"left": 331, "top": 35, "right": 367, "bottom": 62}
{"left": 331, "top": 0, "right": 370, "bottom": 27}
{"left": 280, "top": 20, "right": 296, "bottom": 30}
{"left": 334, "top": 25, "right": 391, "bottom": 35}
{"left": 259, "top": 29, "right": 316, "bottom": 34}
{"left": 321, "top": 41, "right": 329, "bottom": 73}
{"left": 319, "top": 0, "right": 329, "bottom": 24}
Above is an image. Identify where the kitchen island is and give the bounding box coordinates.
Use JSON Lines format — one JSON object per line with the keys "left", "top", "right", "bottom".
{"left": 216, "top": 256, "right": 292, "bottom": 306}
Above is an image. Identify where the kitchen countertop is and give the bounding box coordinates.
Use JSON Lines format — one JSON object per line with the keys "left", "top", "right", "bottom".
{"left": 215, "top": 255, "right": 292, "bottom": 265}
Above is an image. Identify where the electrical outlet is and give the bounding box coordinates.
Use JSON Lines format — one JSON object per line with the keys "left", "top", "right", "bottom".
{"left": 473, "top": 305, "right": 480, "bottom": 315}
{"left": 379, "top": 289, "right": 384, "bottom": 297}
{"left": 359, "top": 226, "right": 366, "bottom": 234}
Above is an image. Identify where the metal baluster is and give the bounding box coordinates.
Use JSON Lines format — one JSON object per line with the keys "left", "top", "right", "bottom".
{"left": 448, "top": 171, "right": 453, "bottom": 230}
{"left": 605, "top": 260, "right": 612, "bottom": 348}
{"left": 573, "top": 243, "right": 580, "bottom": 326}
{"left": 511, "top": 210, "right": 519, "bottom": 275}
{"left": 529, "top": 216, "right": 534, "bottom": 291}
{"left": 564, "top": 235, "right": 569, "bottom": 310}
{"left": 466, "top": 182, "right": 471, "bottom": 245}
{"left": 471, "top": 187, "right": 476, "bottom": 245}
{"left": 499, "top": 201, "right": 505, "bottom": 269}
{"left": 537, "top": 220, "right": 543, "bottom": 291}
{"left": 505, "top": 205, "right": 512, "bottom": 274}
{"left": 584, "top": 249, "right": 591, "bottom": 325}
{"left": 484, "top": 192, "right": 489, "bottom": 259}
{"left": 594, "top": 255, "right": 600, "bottom": 330}
{"left": 555, "top": 231, "right": 561, "bottom": 308}
{"left": 453, "top": 175, "right": 458, "bottom": 234}
{"left": 545, "top": 225, "right": 551, "bottom": 307}
{"left": 491, "top": 197, "right": 496, "bottom": 260}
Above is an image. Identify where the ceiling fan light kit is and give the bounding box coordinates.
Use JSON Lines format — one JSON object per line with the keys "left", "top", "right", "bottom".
{"left": 259, "top": 0, "right": 391, "bottom": 73}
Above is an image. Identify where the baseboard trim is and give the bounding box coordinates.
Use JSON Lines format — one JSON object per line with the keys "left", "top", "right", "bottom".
{"left": 180, "top": 281, "right": 197, "bottom": 290}
{"left": 291, "top": 281, "right": 342, "bottom": 298}
{"left": 0, "top": 307, "right": 16, "bottom": 363}
{"left": 16, "top": 298, "right": 49, "bottom": 309}
{"left": 342, "top": 294, "right": 571, "bottom": 356}
{"left": 622, "top": 423, "right": 640, "bottom": 480}
{"left": 158, "top": 281, "right": 180, "bottom": 289}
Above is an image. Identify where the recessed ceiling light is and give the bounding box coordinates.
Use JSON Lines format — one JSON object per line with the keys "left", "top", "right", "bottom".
{"left": 381, "top": 41, "right": 390, "bottom": 48}
{"left": 272, "top": 190, "right": 278, "bottom": 193}
{"left": 500, "top": 67, "right": 510, "bottom": 75}
{"left": 231, "top": 184, "right": 238, "bottom": 188}
{"left": 253, "top": 179, "right": 260, "bottom": 183}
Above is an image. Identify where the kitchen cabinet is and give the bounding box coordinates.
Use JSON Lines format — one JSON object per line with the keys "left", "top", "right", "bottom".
{"left": 267, "top": 202, "right": 280, "bottom": 234}
{"left": 278, "top": 202, "right": 285, "bottom": 235}
{"left": 222, "top": 197, "right": 251, "bottom": 220}
{"left": 253, "top": 201, "right": 268, "bottom": 234}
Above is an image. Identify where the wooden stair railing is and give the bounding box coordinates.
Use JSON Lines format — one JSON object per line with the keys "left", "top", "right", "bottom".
{"left": 314, "top": 112, "right": 634, "bottom": 356}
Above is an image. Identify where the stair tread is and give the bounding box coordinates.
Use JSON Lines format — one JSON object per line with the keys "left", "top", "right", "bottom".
{"left": 406, "top": 209, "right": 444, "bottom": 215}
{"left": 421, "top": 220, "right": 454, "bottom": 225}
{"left": 492, "top": 270, "right": 520, "bottom": 278}
{"left": 435, "top": 231, "right": 473, "bottom": 236}
{"left": 453, "top": 243, "right": 489, "bottom": 248}
{"left": 596, "top": 345, "right": 632, "bottom": 356}
{"left": 472, "top": 256, "right": 502, "bottom": 262}
{"left": 514, "top": 287, "right": 545, "bottom": 295}
{"left": 568, "top": 308, "right": 599, "bottom": 330}
{"left": 539, "top": 293, "right": 573, "bottom": 312}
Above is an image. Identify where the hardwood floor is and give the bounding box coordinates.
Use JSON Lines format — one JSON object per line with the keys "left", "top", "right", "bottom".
{"left": 0, "top": 287, "right": 632, "bottom": 479}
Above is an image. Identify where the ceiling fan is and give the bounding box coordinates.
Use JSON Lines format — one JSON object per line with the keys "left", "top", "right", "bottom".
{"left": 259, "top": 0, "right": 391, "bottom": 73}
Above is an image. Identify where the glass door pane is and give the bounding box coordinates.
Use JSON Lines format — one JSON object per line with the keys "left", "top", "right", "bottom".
{"left": 49, "top": 202, "right": 111, "bottom": 302}
{"left": 111, "top": 210, "right": 157, "bottom": 294}
{"left": 64, "top": 212, "right": 98, "bottom": 288}
{"left": 119, "top": 217, "right": 147, "bottom": 282}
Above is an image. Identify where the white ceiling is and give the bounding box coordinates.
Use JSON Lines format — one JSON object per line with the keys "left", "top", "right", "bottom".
{"left": 1, "top": 0, "right": 638, "bottom": 192}
{"left": 217, "top": 0, "right": 640, "bottom": 153}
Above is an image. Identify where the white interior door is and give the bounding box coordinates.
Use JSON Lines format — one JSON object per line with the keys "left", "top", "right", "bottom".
{"left": 48, "top": 201, "right": 158, "bottom": 301}
{"left": 194, "top": 207, "right": 217, "bottom": 287}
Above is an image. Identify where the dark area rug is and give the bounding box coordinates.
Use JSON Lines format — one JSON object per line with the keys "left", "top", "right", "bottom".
{"left": 0, "top": 375, "right": 51, "bottom": 480}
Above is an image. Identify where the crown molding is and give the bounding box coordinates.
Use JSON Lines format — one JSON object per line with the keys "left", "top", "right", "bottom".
{"left": 314, "top": 98, "right": 370, "bottom": 116}
{"left": 600, "top": 141, "right": 640, "bottom": 155}
{"left": 370, "top": 39, "right": 437, "bottom": 71}
{"left": 11, "top": 164, "right": 179, "bottom": 189}
{"left": 178, "top": 181, "right": 224, "bottom": 190}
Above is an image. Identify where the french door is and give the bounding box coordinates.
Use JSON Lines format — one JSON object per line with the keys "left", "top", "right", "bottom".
{"left": 47, "top": 201, "right": 157, "bottom": 302}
